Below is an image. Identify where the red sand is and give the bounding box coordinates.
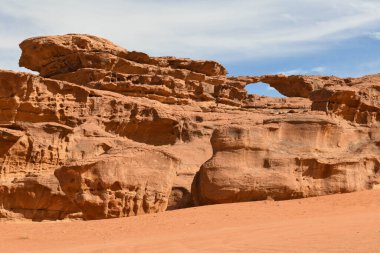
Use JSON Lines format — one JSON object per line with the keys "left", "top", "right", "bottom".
{"left": 1, "top": 189, "right": 380, "bottom": 253}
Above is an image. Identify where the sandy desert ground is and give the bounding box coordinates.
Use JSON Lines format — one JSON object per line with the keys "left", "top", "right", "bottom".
{"left": 1, "top": 189, "right": 379, "bottom": 253}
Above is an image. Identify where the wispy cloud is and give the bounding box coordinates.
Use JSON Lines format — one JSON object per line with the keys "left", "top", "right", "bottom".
{"left": 279, "top": 69, "right": 307, "bottom": 76}
{"left": 1, "top": 0, "right": 380, "bottom": 71}
{"left": 279, "top": 66, "right": 327, "bottom": 76}
{"left": 368, "top": 32, "right": 380, "bottom": 40}
{"left": 310, "top": 66, "right": 326, "bottom": 74}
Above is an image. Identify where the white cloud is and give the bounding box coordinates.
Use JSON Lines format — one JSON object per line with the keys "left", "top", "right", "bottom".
{"left": 279, "top": 66, "right": 326, "bottom": 76}
{"left": 278, "top": 69, "right": 307, "bottom": 75}
{"left": 1, "top": 0, "right": 380, "bottom": 71}
{"left": 369, "top": 32, "right": 380, "bottom": 40}
{"left": 310, "top": 66, "right": 326, "bottom": 74}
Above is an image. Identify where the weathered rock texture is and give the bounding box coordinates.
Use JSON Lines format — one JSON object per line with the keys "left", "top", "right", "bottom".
{"left": 0, "top": 34, "right": 378, "bottom": 220}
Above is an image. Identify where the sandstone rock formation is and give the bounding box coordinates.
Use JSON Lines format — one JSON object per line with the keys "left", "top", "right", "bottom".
{"left": 194, "top": 118, "right": 379, "bottom": 204}
{"left": 0, "top": 34, "right": 378, "bottom": 220}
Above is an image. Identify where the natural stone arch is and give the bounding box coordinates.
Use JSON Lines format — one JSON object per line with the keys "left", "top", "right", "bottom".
{"left": 244, "top": 82, "right": 286, "bottom": 98}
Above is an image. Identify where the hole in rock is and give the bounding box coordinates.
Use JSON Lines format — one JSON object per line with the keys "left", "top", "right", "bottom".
{"left": 167, "top": 187, "right": 192, "bottom": 210}
{"left": 245, "top": 82, "right": 286, "bottom": 98}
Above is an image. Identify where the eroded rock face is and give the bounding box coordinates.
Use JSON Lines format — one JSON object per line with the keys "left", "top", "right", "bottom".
{"left": 19, "top": 34, "right": 129, "bottom": 74}
{"left": 0, "top": 34, "right": 379, "bottom": 220}
{"left": 194, "top": 118, "right": 379, "bottom": 204}
{"left": 310, "top": 75, "right": 380, "bottom": 125}
{"left": 55, "top": 149, "right": 179, "bottom": 220}
{"left": 0, "top": 70, "right": 195, "bottom": 220}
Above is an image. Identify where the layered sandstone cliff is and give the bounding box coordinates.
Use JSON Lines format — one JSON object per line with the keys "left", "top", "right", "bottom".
{"left": 0, "top": 34, "right": 378, "bottom": 220}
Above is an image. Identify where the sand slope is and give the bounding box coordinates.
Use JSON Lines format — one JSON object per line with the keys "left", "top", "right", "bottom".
{"left": 1, "top": 190, "right": 380, "bottom": 253}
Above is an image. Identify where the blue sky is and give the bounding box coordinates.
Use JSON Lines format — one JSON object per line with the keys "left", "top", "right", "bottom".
{"left": 1, "top": 0, "right": 380, "bottom": 97}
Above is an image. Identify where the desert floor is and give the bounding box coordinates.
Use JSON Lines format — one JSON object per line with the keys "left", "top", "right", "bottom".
{"left": 1, "top": 189, "right": 379, "bottom": 253}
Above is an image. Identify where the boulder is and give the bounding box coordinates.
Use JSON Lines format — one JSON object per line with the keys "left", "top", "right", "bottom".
{"left": 195, "top": 118, "right": 380, "bottom": 204}
{"left": 55, "top": 149, "right": 179, "bottom": 220}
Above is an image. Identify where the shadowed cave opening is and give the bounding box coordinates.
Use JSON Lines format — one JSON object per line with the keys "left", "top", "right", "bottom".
{"left": 245, "top": 82, "right": 286, "bottom": 98}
